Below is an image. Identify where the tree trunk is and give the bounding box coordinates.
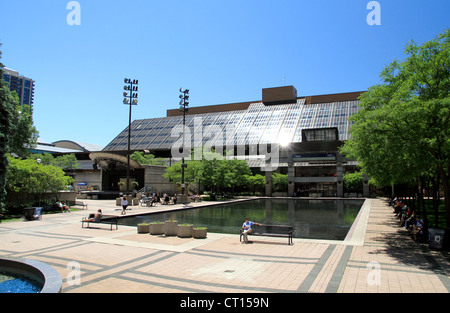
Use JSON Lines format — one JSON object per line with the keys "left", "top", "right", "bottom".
{"left": 438, "top": 164, "right": 450, "bottom": 229}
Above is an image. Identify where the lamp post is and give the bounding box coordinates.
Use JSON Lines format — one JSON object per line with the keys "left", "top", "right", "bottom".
{"left": 123, "top": 78, "right": 138, "bottom": 196}
{"left": 179, "top": 87, "right": 189, "bottom": 196}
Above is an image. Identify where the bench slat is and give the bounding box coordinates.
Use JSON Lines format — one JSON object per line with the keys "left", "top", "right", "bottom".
{"left": 81, "top": 218, "right": 118, "bottom": 231}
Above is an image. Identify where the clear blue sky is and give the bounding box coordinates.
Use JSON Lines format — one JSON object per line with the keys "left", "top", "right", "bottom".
{"left": 1, "top": 0, "right": 449, "bottom": 147}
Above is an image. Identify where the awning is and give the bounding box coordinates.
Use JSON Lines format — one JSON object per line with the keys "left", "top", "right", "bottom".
{"left": 89, "top": 152, "right": 141, "bottom": 169}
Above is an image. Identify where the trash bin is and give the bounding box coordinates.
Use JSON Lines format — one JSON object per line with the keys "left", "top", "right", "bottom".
{"left": 33, "top": 207, "right": 43, "bottom": 220}
{"left": 24, "top": 207, "right": 35, "bottom": 221}
{"left": 24, "top": 207, "right": 43, "bottom": 221}
{"left": 428, "top": 228, "right": 445, "bottom": 250}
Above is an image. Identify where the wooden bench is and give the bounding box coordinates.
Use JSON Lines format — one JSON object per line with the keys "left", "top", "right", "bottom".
{"left": 240, "top": 224, "right": 294, "bottom": 245}
{"left": 74, "top": 201, "right": 88, "bottom": 210}
{"left": 81, "top": 215, "right": 118, "bottom": 231}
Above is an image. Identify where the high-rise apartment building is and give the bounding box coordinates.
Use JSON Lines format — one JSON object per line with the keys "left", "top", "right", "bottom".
{"left": 1, "top": 67, "right": 35, "bottom": 106}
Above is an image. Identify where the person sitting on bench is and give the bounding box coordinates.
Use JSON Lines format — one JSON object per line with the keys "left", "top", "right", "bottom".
{"left": 241, "top": 218, "right": 262, "bottom": 244}
{"left": 83, "top": 209, "right": 102, "bottom": 222}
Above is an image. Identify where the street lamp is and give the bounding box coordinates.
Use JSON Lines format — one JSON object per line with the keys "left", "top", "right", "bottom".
{"left": 123, "top": 78, "right": 139, "bottom": 196}
{"left": 179, "top": 87, "right": 189, "bottom": 197}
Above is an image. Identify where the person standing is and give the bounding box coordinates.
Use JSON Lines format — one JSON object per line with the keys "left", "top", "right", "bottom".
{"left": 121, "top": 195, "right": 128, "bottom": 215}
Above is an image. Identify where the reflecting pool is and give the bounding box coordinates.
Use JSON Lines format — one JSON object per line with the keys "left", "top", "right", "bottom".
{"left": 118, "top": 199, "right": 365, "bottom": 240}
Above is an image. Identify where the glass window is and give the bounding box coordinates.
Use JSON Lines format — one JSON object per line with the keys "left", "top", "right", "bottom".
{"left": 260, "top": 105, "right": 288, "bottom": 144}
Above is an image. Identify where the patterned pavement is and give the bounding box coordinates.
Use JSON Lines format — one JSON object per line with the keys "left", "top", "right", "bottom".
{"left": 0, "top": 198, "right": 449, "bottom": 294}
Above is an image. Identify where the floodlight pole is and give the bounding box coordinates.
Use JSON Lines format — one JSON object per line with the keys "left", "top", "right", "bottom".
{"left": 123, "top": 78, "right": 138, "bottom": 196}
{"left": 179, "top": 88, "right": 189, "bottom": 197}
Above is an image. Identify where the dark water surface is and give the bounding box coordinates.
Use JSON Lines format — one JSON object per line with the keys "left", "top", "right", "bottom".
{"left": 118, "top": 199, "right": 365, "bottom": 240}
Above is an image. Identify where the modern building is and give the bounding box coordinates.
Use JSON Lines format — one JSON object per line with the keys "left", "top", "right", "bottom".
{"left": 1, "top": 67, "right": 35, "bottom": 106}
{"left": 100, "top": 86, "right": 368, "bottom": 197}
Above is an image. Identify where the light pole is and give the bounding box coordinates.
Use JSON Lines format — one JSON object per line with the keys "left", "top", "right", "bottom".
{"left": 123, "top": 78, "right": 138, "bottom": 196}
{"left": 179, "top": 87, "right": 189, "bottom": 197}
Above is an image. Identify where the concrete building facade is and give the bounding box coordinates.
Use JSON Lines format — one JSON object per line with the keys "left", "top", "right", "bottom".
{"left": 100, "top": 86, "right": 367, "bottom": 197}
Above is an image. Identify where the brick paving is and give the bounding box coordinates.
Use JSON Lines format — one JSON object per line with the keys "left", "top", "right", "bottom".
{"left": 0, "top": 198, "right": 449, "bottom": 293}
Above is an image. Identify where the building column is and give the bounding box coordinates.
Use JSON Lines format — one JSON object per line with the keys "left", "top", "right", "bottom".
{"left": 288, "top": 162, "right": 295, "bottom": 197}
{"left": 336, "top": 163, "right": 344, "bottom": 197}
{"left": 265, "top": 170, "right": 272, "bottom": 197}
{"left": 363, "top": 173, "right": 370, "bottom": 198}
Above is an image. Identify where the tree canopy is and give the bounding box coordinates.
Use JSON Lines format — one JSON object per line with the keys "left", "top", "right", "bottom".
{"left": 164, "top": 150, "right": 253, "bottom": 193}
{"left": 341, "top": 29, "right": 450, "bottom": 227}
{"left": 6, "top": 156, "right": 74, "bottom": 206}
{"left": 130, "top": 151, "right": 165, "bottom": 166}
{"left": 30, "top": 153, "right": 79, "bottom": 170}
{"left": 1, "top": 43, "right": 39, "bottom": 211}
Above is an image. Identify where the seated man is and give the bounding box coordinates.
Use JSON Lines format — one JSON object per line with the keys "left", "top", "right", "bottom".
{"left": 412, "top": 215, "right": 425, "bottom": 242}
{"left": 172, "top": 194, "right": 177, "bottom": 205}
{"left": 56, "top": 201, "right": 71, "bottom": 213}
{"left": 241, "top": 218, "right": 262, "bottom": 244}
{"left": 83, "top": 209, "right": 102, "bottom": 222}
{"left": 140, "top": 194, "right": 147, "bottom": 206}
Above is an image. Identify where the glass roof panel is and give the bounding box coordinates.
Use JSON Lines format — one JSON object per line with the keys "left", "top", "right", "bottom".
{"left": 259, "top": 105, "right": 288, "bottom": 144}
{"left": 276, "top": 99, "right": 304, "bottom": 144}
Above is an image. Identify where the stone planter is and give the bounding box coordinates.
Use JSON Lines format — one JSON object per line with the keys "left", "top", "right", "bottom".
{"left": 193, "top": 227, "right": 207, "bottom": 239}
{"left": 137, "top": 223, "right": 150, "bottom": 234}
{"left": 150, "top": 222, "right": 164, "bottom": 235}
{"left": 164, "top": 220, "right": 178, "bottom": 236}
{"left": 132, "top": 198, "right": 139, "bottom": 206}
{"left": 116, "top": 198, "right": 122, "bottom": 206}
{"left": 177, "top": 224, "right": 193, "bottom": 238}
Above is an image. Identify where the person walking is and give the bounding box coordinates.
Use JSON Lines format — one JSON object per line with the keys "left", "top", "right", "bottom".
{"left": 121, "top": 195, "right": 128, "bottom": 215}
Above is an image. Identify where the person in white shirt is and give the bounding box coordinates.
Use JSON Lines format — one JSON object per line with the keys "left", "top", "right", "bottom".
{"left": 241, "top": 218, "right": 262, "bottom": 244}
{"left": 121, "top": 196, "right": 128, "bottom": 215}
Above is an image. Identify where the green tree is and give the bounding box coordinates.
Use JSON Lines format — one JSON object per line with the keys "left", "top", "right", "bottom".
{"left": 30, "top": 153, "right": 55, "bottom": 166}
{"left": 0, "top": 44, "right": 14, "bottom": 212}
{"left": 272, "top": 173, "right": 288, "bottom": 193}
{"left": 341, "top": 30, "right": 450, "bottom": 227}
{"left": 30, "top": 153, "right": 79, "bottom": 170}
{"left": 343, "top": 171, "right": 363, "bottom": 193}
{"left": 0, "top": 43, "right": 39, "bottom": 212}
{"left": 6, "top": 156, "right": 74, "bottom": 206}
{"left": 245, "top": 174, "right": 266, "bottom": 195}
{"left": 0, "top": 82, "right": 13, "bottom": 212}
{"left": 130, "top": 151, "right": 165, "bottom": 165}
{"left": 163, "top": 149, "right": 253, "bottom": 194}
{"left": 9, "top": 96, "right": 39, "bottom": 157}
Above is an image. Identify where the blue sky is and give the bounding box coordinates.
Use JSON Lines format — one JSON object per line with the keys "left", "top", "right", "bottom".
{"left": 0, "top": 0, "right": 449, "bottom": 147}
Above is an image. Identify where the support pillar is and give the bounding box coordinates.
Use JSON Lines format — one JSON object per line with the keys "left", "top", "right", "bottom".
{"left": 265, "top": 170, "right": 272, "bottom": 197}
{"left": 288, "top": 162, "right": 295, "bottom": 197}
{"left": 363, "top": 173, "right": 370, "bottom": 198}
{"left": 337, "top": 163, "right": 344, "bottom": 197}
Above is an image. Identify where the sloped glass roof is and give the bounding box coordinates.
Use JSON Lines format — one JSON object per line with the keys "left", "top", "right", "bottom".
{"left": 103, "top": 99, "right": 360, "bottom": 152}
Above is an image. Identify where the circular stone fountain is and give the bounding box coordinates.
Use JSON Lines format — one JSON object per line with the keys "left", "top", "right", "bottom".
{"left": 0, "top": 258, "right": 62, "bottom": 293}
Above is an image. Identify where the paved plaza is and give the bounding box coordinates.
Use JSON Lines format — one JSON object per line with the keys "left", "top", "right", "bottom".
{"left": 0, "top": 198, "right": 449, "bottom": 293}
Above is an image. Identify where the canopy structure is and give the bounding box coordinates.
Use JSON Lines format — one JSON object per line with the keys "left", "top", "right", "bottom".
{"left": 89, "top": 152, "right": 141, "bottom": 169}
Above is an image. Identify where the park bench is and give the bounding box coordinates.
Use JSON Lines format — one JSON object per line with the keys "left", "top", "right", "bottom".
{"left": 74, "top": 201, "right": 88, "bottom": 210}
{"left": 81, "top": 215, "right": 118, "bottom": 231}
{"left": 240, "top": 224, "right": 294, "bottom": 245}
